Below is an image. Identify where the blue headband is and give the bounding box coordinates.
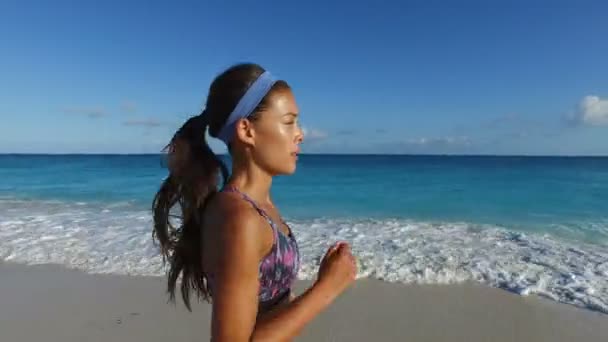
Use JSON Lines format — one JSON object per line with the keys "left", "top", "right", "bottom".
{"left": 216, "top": 71, "right": 277, "bottom": 144}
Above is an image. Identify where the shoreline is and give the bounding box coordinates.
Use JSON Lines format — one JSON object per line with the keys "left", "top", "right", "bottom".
{"left": 1, "top": 262, "right": 606, "bottom": 341}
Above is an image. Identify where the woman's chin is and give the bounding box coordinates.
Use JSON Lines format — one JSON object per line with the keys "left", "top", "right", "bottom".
{"left": 281, "top": 167, "right": 297, "bottom": 176}
{"left": 287, "top": 161, "right": 298, "bottom": 174}
{"left": 275, "top": 164, "right": 297, "bottom": 176}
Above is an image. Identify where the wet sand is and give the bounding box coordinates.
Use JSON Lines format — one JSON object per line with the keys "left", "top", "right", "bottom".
{"left": 1, "top": 262, "right": 606, "bottom": 341}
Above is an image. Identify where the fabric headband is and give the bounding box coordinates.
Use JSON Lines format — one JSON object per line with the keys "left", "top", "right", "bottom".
{"left": 216, "top": 71, "right": 277, "bottom": 144}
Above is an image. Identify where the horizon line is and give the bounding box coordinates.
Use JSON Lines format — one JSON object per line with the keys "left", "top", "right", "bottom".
{"left": 1, "top": 152, "right": 607, "bottom": 158}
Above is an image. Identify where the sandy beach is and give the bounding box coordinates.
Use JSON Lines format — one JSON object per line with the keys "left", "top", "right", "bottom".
{"left": 1, "top": 262, "right": 606, "bottom": 342}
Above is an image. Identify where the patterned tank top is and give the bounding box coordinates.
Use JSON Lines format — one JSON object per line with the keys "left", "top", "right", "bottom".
{"left": 208, "top": 186, "right": 300, "bottom": 307}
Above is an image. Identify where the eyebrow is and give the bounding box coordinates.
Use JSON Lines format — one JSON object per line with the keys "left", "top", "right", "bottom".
{"left": 284, "top": 112, "right": 299, "bottom": 117}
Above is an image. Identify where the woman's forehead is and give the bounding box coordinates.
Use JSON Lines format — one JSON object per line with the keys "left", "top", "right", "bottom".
{"left": 267, "top": 90, "right": 299, "bottom": 116}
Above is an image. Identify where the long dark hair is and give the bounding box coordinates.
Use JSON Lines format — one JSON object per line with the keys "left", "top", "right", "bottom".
{"left": 152, "top": 63, "right": 290, "bottom": 310}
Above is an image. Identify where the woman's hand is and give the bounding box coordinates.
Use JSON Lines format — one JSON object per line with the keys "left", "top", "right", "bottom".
{"left": 316, "top": 241, "right": 358, "bottom": 297}
{"left": 244, "top": 240, "right": 358, "bottom": 341}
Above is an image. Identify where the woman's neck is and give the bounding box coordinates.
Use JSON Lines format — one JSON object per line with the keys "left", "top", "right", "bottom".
{"left": 227, "top": 163, "right": 273, "bottom": 206}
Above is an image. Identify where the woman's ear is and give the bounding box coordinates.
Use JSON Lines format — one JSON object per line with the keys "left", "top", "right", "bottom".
{"left": 234, "top": 118, "right": 256, "bottom": 147}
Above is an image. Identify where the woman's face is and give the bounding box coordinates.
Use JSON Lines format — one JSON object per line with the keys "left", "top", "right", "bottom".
{"left": 244, "top": 89, "right": 304, "bottom": 175}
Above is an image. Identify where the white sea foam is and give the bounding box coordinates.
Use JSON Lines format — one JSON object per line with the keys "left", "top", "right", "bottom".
{"left": 1, "top": 198, "right": 607, "bottom": 314}
{"left": 293, "top": 218, "right": 608, "bottom": 313}
{"left": 0, "top": 199, "right": 164, "bottom": 276}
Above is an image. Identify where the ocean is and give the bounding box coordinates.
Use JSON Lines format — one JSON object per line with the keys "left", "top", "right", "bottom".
{"left": 1, "top": 154, "right": 607, "bottom": 313}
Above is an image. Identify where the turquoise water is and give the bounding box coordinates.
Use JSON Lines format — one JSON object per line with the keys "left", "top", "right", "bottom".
{"left": 1, "top": 154, "right": 607, "bottom": 313}
{"left": 2, "top": 154, "right": 607, "bottom": 242}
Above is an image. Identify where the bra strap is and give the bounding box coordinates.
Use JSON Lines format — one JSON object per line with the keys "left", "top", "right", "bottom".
{"left": 222, "top": 186, "right": 279, "bottom": 241}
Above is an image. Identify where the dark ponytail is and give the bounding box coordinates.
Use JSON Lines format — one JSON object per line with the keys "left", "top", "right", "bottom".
{"left": 152, "top": 111, "right": 227, "bottom": 310}
{"left": 152, "top": 62, "right": 291, "bottom": 310}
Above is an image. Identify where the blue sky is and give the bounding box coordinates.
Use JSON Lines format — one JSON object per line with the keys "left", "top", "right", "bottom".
{"left": 1, "top": 1, "right": 607, "bottom": 155}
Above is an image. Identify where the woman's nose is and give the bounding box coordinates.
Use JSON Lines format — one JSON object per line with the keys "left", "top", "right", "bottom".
{"left": 296, "top": 126, "right": 304, "bottom": 143}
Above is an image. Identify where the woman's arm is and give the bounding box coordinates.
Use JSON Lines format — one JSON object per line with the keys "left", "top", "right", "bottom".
{"left": 252, "top": 242, "right": 356, "bottom": 340}
{"left": 209, "top": 209, "right": 262, "bottom": 341}
{"left": 210, "top": 210, "right": 356, "bottom": 341}
{"left": 251, "top": 280, "right": 339, "bottom": 341}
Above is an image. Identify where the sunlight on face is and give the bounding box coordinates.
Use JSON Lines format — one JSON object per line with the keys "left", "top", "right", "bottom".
{"left": 250, "top": 89, "right": 304, "bottom": 175}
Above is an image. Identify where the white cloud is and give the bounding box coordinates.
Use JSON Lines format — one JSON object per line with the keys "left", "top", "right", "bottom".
{"left": 302, "top": 127, "right": 328, "bottom": 141}
{"left": 63, "top": 106, "right": 107, "bottom": 118}
{"left": 386, "top": 136, "right": 473, "bottom": 154}
{"left": 405, "top": 136, "right": 471, "bottom": 147}
{"left": 123, "top": 118, "right": 164, "bottom": 127}
{"left": 337, "top": 129, "right": 357, "bottom": 136}
{"left": 327, "top": 136, "right": 475, "bottom": 155}
{"left": 120, "top": 101, "right": 138, "bottom": 114}
{"left": 577, "top": 95, "right": 608, "bottom": 126}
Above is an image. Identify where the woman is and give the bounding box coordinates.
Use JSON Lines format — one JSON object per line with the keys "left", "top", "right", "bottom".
{"left": 152, "top": 63, "right": 357, "bottom": 341}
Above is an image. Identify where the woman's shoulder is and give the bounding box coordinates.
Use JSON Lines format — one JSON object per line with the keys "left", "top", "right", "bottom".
{"left": 205, "top": 190, "right": 274, "bottom": 252}
{"left": 208, "top": 190, "right": 260, "bottom": 224}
